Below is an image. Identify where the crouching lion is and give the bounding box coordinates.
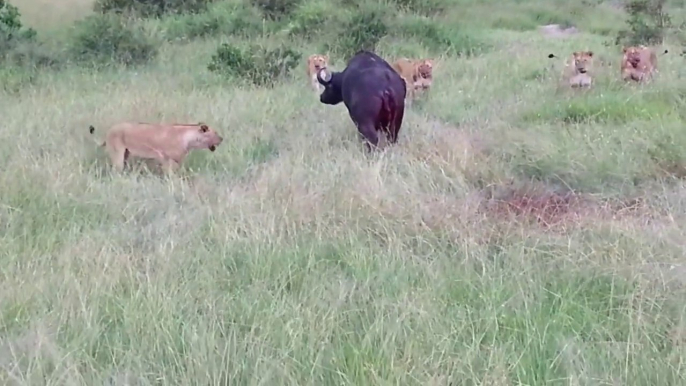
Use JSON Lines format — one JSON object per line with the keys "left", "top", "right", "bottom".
{"left": 548, "top": 51, "right": 594, "bottom": 89}
{"left": 89, "top": 122, "right": 223, "bottom": 173}
{"left": 621, "top": 45, "right": 668, "bottom": 83}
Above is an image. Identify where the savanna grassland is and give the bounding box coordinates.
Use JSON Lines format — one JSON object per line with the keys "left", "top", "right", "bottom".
{"left": 3, "top": 0, "right": 686, "bottom": 384}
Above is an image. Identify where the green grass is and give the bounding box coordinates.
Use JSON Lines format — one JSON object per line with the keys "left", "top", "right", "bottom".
{"left": 3, "top": 0, "right": 686, "bottom": 384}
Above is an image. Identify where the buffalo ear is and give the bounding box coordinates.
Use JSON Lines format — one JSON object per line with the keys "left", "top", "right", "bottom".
{"left": 548, "top": 53, "right": 555, "bottom": 58}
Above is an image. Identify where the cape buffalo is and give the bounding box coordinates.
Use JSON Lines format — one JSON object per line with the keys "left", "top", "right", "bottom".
{"left": 316, "top": 50, "right": 406, "bottom": 151}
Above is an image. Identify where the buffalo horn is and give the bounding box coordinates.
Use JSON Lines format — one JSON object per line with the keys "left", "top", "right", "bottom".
{"left": 317, "top": 68, "right": 331, "bottom": 85}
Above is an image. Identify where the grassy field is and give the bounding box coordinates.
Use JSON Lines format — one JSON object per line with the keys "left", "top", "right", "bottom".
{"left": 3, "top": 0, "right": 686, "bottom": 384}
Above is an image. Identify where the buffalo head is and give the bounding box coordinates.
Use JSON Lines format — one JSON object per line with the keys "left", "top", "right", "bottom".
{"left": 317, "top": 68, "right": 343, "bottom": 105}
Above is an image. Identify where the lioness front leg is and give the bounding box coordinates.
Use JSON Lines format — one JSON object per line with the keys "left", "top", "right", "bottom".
{"left": 161, "top": 158, "right": 181, "bottom": 175}
{"left": 107, "top": 146, "right": 127, "bottom": 172}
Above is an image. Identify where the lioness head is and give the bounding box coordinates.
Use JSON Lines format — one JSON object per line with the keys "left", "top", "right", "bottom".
{"left": 414, "top": 59, "right": 434, "bottom": 89}
{"left": 308, "top": 54, "right": 329, "bottom": 74}
{"left": 572, "top": 51, "right": 593, "bottom": 74}
{"left": 187, "top": 124, "right": 223, "bottom": 152}
{"left": 622, "top": 46, "right": 644, "bottom": 68}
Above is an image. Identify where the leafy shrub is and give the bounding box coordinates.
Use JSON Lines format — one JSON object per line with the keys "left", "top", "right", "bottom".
{"left": 162, "top": 3, "right": 264, "bottom": 40}
{"left": 0, "top": 0, "right": 59, "bottom": 72}
{"left": 324, "top": 7, "right": 388, "bottom": 61}
{"left": 94, "top": 0, "right": 214, "bottom": 17}
{"left": 68, "top": 14, "right": 158, "bottom": 67}
{"left": 0, "top": 0, "right": 37, "bottom": 60}
{"left": 284, "top": 0, "right": 330, "bottom": 37}
{"left": 251, "top": 0, "right": 302, "bottom": 20}
{"left": 615, "top": 0, "right": 670, "bottom": 46}
{"left": 207, "top": 42, "right": 301, "bottom": 87}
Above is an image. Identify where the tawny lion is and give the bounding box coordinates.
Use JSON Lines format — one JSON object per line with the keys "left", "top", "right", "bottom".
{"left": 89, "top": 122, "right": 223, "bottom": 173}
{"left": 392, "top": 58, "right": 434, "bottom": 98}
{"left": 621, "top": 45, "right": 668, "bottom": 83}
{"left": 548, "top": 51, "right": 594, "bottom": 89}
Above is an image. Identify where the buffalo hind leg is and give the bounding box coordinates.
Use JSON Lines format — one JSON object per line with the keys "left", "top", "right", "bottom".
{"left": 357, "top": 122, "right": 380, "bottom": 152}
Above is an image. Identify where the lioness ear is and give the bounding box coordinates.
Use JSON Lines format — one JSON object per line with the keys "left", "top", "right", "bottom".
{"left": 323, "top": 55, "right": 329, "bottom": 62}
{"left": 587, "top": 51, "right": 593, "bottom": 57}
{"left": 200, "top": 124, "right": 208, "bottom": 132}
{"left": 622, "top": 47, "right": 628, "bottom": 53}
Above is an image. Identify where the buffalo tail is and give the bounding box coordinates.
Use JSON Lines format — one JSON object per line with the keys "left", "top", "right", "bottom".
{"left": 381, "top": 89, "right": 398, "bottom": 141}
{"left": 382, "top": 89, "right": 395, "bottom": 121}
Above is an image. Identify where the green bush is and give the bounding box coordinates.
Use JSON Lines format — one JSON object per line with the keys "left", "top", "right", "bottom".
{"left": 0, "top": 0, "right": 59, "bottom": 73}
{"left": 68, "top": 14, "right": 158, "bottom": 67}
{"left": 94, "top": 0, "right": 215, "bottom": 17}
{"left": 0, "top": 0, "right": 37, "bottom": 60}
{"left": 208, "top": 42, "right": 301, "bottom": 87}
{"left": 324, "top": 7, "right": 388, "bottom": 61}
{"left": 615, "top": 0, "right": 671, "bottom": 46}
{"left": 251, "top": 0, "right": 302, "bottom": 20}
{"left": 284, "top": 0, "right": 330, "bottom": 38}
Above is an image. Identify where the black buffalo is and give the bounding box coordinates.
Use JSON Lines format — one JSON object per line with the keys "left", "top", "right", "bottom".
{"left": 316, "top": 50, "right": 406, "bottom": 151}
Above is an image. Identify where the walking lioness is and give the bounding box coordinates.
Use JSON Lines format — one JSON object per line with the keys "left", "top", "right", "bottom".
{"left": 89, "top": 122, "right": 223, "bottom": 173}
{"left": 392, "top": 58, "right": 434, "bottom": 98}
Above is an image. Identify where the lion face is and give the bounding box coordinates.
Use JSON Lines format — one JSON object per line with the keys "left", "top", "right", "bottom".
{"left": 413, "top": 59, "right": 434, "bottom": 89}
{"left": 191, "top": 124, "right": 223, "bottom": 152}
{"left": 308, "top": 54, "right": 329, "bottom": 74}
{"left": 622, "top": 46, "right": 643, "bottom": 68}
{"left": 572, "top": 51, "right": 593, "bottom": 74}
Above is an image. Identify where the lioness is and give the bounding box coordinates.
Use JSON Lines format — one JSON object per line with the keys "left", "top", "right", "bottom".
{"left": 89, "top": 122, "right": 223, "bottom": 173}
{"left": 621, "top": 45, "right": 667, "bottom": 82}
{"left": 306, "top": 54, "right": 329, "bottom": 93}
{"left": 392, "top": 58, "right": 434, "bottom": 98}
{"left": 548, "top": 51, "right": 594, "bottom": 88}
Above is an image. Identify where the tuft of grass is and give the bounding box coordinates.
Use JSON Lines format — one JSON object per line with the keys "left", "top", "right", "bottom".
{"left": 521, "top": 91, "right": 676, "bottom": 124}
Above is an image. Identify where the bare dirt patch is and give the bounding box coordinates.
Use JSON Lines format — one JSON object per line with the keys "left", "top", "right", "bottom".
{"left": 482, "top": 183, "right": 589, "bottom": 229}
{"left": 478, "top": 181, "right": 667, "bottom": 231}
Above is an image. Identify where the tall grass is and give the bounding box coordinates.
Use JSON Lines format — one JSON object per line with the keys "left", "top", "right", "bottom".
{"left": 2, "top": 0, "right": 686, "bottom": 384}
